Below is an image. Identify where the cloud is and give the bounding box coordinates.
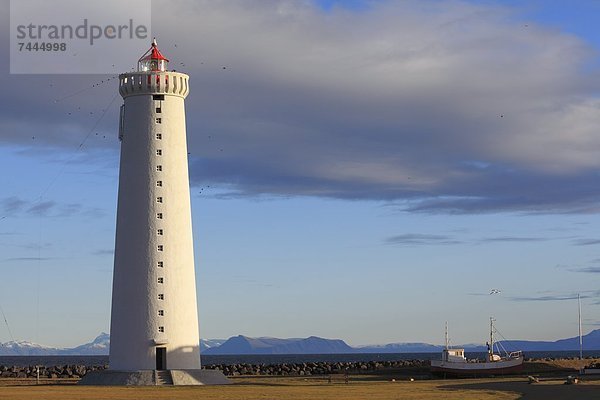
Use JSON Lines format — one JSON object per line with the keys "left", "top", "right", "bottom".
{"left": 468, "top": 292, "right": 497, "bottom": 297}
{"left": 573, "top": 266, "right": 600, "bottom": 274}
{"left": 385, "top": 233, "right": 558, "bottom": 246}
{"left": 510, "top": 294, "right": 581, "bottom": 302}
{"left": 384, "top": 233, "right": 461, "bottom": 246}
{"left": 2, "top": 1, "right": 600, "bottom": 214}
{"left": 4, "top": 257, "right": 54, "bottom": 262}
{"left": 0, "top": 196, "right": 104, "bottom": 219}
{"left": 573, "top": 238, "right": 600, "bottom": 246}
{"left": 510, "top": 290, "right": 600, "bottom": 302}
{"left": 83, "top": 208, "right": 107, "bottom": 218}
{"left": 479, "top": 236, "right": 549, "bottom": 243}
{"left": 92, "top": 249, "right": 114, "bottom": 256}
{"left": 57, "top": 203, "right": 83, "bottom": 217}
{"left": 27, "top": 201, "right": 57, "bottom": 216}
{"left": 1, "top": 197, "right": 27, "bottom": 214}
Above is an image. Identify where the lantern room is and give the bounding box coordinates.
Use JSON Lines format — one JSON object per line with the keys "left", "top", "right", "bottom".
{"left": 138, "top": 38, "right": 169, "bottom": 72}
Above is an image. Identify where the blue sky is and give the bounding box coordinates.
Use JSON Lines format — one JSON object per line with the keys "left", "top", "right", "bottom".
{"left": 1, "top": 0, "right": 600, "bottom": 348}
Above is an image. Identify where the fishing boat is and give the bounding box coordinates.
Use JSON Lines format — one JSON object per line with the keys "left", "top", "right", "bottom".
{"left": 430, "top": 318, "right": 524, "bottom": 377}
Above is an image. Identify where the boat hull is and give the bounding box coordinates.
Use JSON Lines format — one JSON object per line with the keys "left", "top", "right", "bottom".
{"left": 430, "top": 357, "right": 524, "bottom": 377}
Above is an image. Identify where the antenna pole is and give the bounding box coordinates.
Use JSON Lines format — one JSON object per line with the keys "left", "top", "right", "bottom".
{"left": 578, "top": 294, "right": 583, "bottom": 361}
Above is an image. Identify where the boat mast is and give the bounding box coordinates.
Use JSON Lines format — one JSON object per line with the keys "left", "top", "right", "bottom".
{"left": 578, "top": 294, "right": 583, "bottom": 361}
{"left": 445, "top": 321, "right": 449, "bottom": 350}
{"left": 489, "top": 317, "right": 494, "bottom": 359}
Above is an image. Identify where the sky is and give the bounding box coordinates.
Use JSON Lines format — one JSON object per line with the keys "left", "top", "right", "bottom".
{"left": 1, "top": 0, "right": 600, "bottom": 348}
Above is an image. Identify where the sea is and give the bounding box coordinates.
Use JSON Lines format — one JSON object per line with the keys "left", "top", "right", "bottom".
{"left": 1, "top": 351, "right": 600, "bottom": 367}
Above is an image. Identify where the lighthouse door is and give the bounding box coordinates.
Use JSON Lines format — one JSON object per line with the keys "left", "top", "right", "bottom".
{"left": 156, "top": 347, "right": 167, "bottom": 370}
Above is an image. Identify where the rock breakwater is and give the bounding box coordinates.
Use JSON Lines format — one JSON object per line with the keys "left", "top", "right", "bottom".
{"left": 0, "top": 364, "right": 106, "bottom": 379}
{"left": 0, "top": 360, "right": 427, "bottom": 378}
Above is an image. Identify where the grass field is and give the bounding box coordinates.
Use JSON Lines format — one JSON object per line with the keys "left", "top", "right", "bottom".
{"left": 0, "top": 376, "right": 519, "bottom": 400}
{"left": 1, "top": 373, "right": 599, "bottom": 399}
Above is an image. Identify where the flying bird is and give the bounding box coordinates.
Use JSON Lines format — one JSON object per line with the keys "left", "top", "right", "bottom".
{"left": 490, "top": 289, "right": 501, "bottom": 295}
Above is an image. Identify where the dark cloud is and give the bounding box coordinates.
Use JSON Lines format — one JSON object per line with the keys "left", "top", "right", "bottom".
{"left": 384, "top": 233, "right": 461, "bottom": 246}
{"left": 2, "top": 1, "right": 600, "bottom": 214}
{"left": 175, "top": 1, "right": 600, "bottom": 214}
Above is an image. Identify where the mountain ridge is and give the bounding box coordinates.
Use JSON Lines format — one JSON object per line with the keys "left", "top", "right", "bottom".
{"left": 3, "top": 330, "right": 600, "bottom": 355}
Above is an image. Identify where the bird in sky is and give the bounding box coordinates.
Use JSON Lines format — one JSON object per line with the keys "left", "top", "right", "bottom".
{"left": 490, "top": 289, "right": 501, "bottom": 295}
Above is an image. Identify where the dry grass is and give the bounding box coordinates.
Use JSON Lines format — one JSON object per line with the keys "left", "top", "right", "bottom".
{"left": 0, "top": 376, "right": 520, "bottom": 400}
{"left": 522, "top": 358, "right": 600, "bottom": 375}
{"left": 542, "top": 358, "right": 600, "bottom": 370}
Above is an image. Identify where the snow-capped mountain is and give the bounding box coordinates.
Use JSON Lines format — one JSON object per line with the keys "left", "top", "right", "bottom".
{"left": 200, "top": 339, "right": 227, "bottom": 352}
{"left": 66, "top": 332, "right": 110, "bottom": 355}
{"left": 0, "top": 334, "right": 224, "bottom": 355}
{"left": 0, "top": 333, "right": 109, "bottom": 356}
{"left": 0, "top": 340, "right": 56, "bottom": 355}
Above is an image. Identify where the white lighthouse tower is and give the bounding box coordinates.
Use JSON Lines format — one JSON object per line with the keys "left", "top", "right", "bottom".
{"left": 82, "top": 39, "right": 227, "bottom": 385}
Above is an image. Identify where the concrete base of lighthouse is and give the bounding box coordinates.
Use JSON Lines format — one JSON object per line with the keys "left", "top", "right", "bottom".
{"left": 79, "top": 369, "right": 230, "bottom": 386}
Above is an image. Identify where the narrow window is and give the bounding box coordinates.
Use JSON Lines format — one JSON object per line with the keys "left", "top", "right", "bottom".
{"left": 157, "top": 229, "right": 163, "bottom": 235}
{"left": 158, "top": 326, "right": 165, "bottom": 333}
{"left": 156, "top": 149, "right": 162, "bottom": 156}
{"left": 158, "top": 277, "right": 164, "bottom": 284}
{"left": 156, "top": 133, "right": 162, "bottom": 140}
{"left": 156, "top": 165, "right": 163, "bottom": 172}
{"left": 157, "top": 261, "right": 164, "bottom": 268}
{"left": 157, "top": 213, "right": 163, "bottom": 219}
{"left": 157, "top": 245, "right": 163, "bottom": 251}
{"left": 158, "top": 310, "right": 164, "bottom": 316}
{"left": 158, "top": 294, "right": 164, "bottom": 300}
{"left": 156, "top": 181, "right": 162, "bottom": 187}
{"left": 156, "top": 118, "right": 162, "bottom": 124}
{"left": 156, "top": 196, "right": 163, "bottom": 203}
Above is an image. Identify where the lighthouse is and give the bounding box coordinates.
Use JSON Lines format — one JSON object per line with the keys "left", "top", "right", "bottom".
{"left": 81, "top": 39, "right": 228, "bottom": 385}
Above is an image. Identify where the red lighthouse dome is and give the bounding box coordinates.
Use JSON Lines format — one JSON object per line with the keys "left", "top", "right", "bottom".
{"left": 138, "top": 38, "right": 169, "bottom": 72}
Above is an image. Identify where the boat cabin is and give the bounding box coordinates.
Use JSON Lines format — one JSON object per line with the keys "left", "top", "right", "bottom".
{"left": 442, "top": 348, "right": 467, "bottom": 363}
